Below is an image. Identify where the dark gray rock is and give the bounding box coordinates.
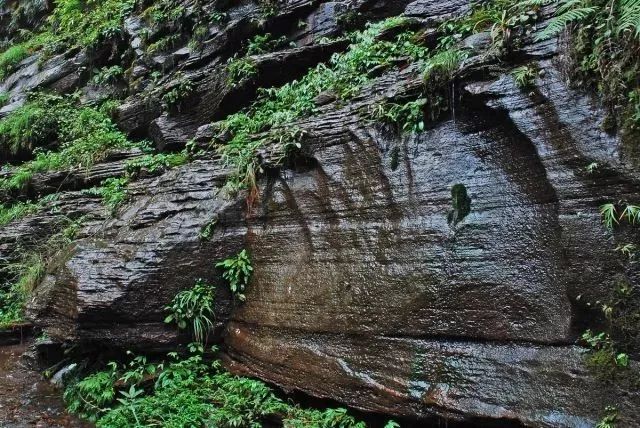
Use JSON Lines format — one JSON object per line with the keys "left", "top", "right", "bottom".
{"left": 462, "top": 31, "right": 492, "bottom": 52}
{"left": 27, "top": 160, "right": 245, "bottom": 351}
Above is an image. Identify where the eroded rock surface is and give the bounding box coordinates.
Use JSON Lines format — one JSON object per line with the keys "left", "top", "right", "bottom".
{"left": 1, "top": 0, "right": 639, "bottom": 426}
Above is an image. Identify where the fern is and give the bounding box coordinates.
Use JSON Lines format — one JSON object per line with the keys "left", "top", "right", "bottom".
{"left": 536, "top": 2, "right": 597, "bottom": 40}
{"left": 617, "top": 0, "right": 640, "bottom": 36}
{"left": 513, "top": 0, "right": 554, "bottom": 9}
{"left": 538, "top": 0, "right": 640, "bottom": 40}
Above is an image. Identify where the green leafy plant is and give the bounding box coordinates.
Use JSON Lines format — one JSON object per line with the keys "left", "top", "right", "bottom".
{"left": 596, "top": 406, "right": 618, "bottom": 428}
{"left": 0, "top": 92, "right": 9, "bottom": 107}
{"left": 216, "top": 18, "right": 430, "bottom": 191}
{"left": 216, "top": 249, "right": 253, "bottom": 301}
{"left": 64, "top": 363, "right": 118, "bottom": 422}
{"left": 246, "top": 33, "right": 290, "bottom": 55}
{"left": 199, "top": 219, "right": 217, "bottom": 241}
{"left": 162, "top": 74, "right": 194, "bottom": 111}
{"left": 0, "top": 45, "right": 29, "bottom": 81}
{"left": 423, "top": 48, "right": 466, "bottom": 83}
{"left": 438, "top": 0, "right": 548, "bottom": 52}
{"left": 89, "top": 177, "right": 130, "bottom": 211}
{"left": 422, "top": 48, "right": 467, "bottom": 120}
{"left": 147, "top": 34, "right": 182, "bottom": 54}
{"left": 226, "top": 56, "right": 258, "bottom": 86}
{"left": 536, "top": 0, "right": 640, "bottom": 139}
{"left": 586, "top": 161, "right": 600, "bottom": 173}
{"left": 0, "top": 0, "right": 136, "bottom": 68}
{"left": 92, "top": 65, "right": 124, "bottom": 86}
{"left": 0, "top": 93, "right": 63, "bottom": 156}
{"left": 537, "top": 1, "right": 599, "bottom": 41}
{"left": 67, "top": 346, "right": 371, "bottom": 427}
{"left": 0, "top": 94, "right": 136, "bottom": 192}
{"left": 125, "top": 152, "right": 189, "bottom": 177}
{"left": 369, "top": 98, "right": 427, "bottom": 132}
{"left": 512, "top": 64, "right": 537, "bottom": 88}
{"left": 600, "top": 202, "right": 640, "bottom": 229}
{"left": 188, "top": 25, "right": 209, "bottom": 51}
{"left": 285, "top": 407, "right": 366, "bottom": 428}
{"left": 210, "top": 11, "right": 228, "bottom": 24}
{"left": 0, "top": 255, "right": 45, "bottom": 327}
{"left": 581, "top": 330, "right": 629, "bottom": 379}
{"left": 0, "top": 215, "right": 81, "bottom": 326}
{"left": 165, "top": 279, "right": 216, "bottom": 344}
{"left": 0, "top": 201, "right": 41, "bottom": 227}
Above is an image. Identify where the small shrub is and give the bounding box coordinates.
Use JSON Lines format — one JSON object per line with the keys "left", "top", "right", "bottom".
{"left": 284, "top": 407, "right": 366, "bottom": 427}
{"left": 0, "top": 92, "right": 9, "bottom": 107}
{"left": 188, "top": 25, "right": 209, "bottom": 50}
{"left": 586, "top": 162, "right": 600, "bottom": 174}
{"left": 209, "top": 11, "right": 228, "bottom": 24}
{"left": 0, "top": 201, "right": 41, "bottom": 227}
{"left": 142, "top": 0, "right": 187, "bottom": 29}
{"left": 0, "top": 255, "right": 45, "bottom": 327}
{"left": 165, "top": 279, "right": 216, "bottom": 344}
{"left": 216, "top": 249, "right": 253, "bottom": 301}
{"left": 67, "top": 346, "right": 371, "bottom": 427}
{"left": 216, "top": 18, "right": 430, "bottom": 191}
{"left": 438, "top": 0, "right": 547, "bottom": 52}
{"left": 0, "top": 94, "right": 136, "bottom": 192}
{"left": 147, "top": 34, "right": 181, "bottom": 54}
{"left": 0, "top": 93, "right": 62, "bottom": 156}
{"left": 536, "top": 0, "right": 640, "bottom": 139}
{"left": 0, "top": 216, "right": 80, "bottom": 327}
{"left": 45, "top": 0, "right": 136, "bottom": 50}
{"left": 423, "top": 49, "right": 466, "bottom": 84}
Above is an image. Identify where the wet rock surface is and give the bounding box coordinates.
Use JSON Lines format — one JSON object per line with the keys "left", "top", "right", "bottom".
{"left": 27, "top": 160, "right": 244, "bottom": 350}
{"left": 0, "top": 342, "right": 89, "bottom": 428}
{"left": 0, "top": 0, "right": 639, "bottom": 426}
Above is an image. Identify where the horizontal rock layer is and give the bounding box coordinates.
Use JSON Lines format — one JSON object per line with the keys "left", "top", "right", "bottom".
{"left": 0, "top": 0, "right": 637, "bottom": 426}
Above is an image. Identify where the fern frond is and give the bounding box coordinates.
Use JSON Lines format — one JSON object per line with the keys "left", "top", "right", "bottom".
{"left": 536, "top": 6, "right": 597, "bottom": 40}
{"left": 511, "top": 0, "right": 554, "bottom": 10}
{"left": 556, "top": 0, "right": 586, "bottom": 15}
{"left": 616, "top": 0, "right": 640, "bottom": 38}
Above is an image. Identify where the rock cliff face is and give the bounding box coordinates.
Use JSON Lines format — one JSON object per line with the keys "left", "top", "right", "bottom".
{"left": 1, "top": 0, "right": 639, "bottom": 426}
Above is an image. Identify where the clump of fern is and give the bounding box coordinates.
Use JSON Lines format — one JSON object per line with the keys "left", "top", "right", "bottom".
{"left": 537, "top": 0, "right": 640, "bottom": 139}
